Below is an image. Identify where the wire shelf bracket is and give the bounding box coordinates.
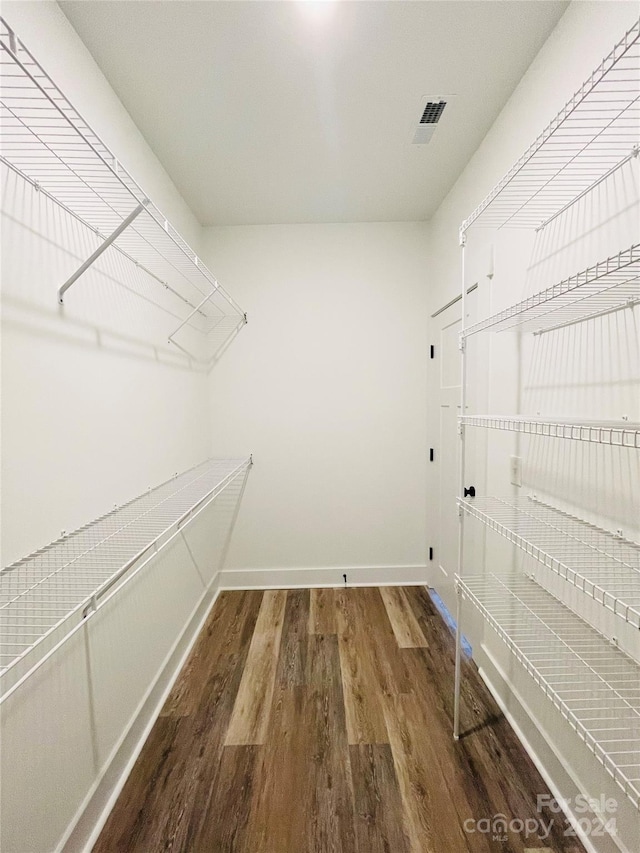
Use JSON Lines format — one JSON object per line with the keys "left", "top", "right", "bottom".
{"left": 57, "top": 199, "right": 149, "bottom": 304}
{"left": 0, "top": 17, "right": 246, "bottom": 358}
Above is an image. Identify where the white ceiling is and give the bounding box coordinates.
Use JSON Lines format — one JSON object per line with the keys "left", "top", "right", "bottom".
{"left": 60, "top": 0, "right": 568, "bottom": 226}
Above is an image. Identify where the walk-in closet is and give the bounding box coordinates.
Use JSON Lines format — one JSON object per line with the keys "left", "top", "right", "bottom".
{"left": 1, "top": 2, "right": 638, "bottom": 852}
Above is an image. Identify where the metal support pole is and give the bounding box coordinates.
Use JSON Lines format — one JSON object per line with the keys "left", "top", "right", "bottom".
{"left": 454, "top": 228, "right": 468, "bottom": 741}
{"left": 57, "top": 200, "right": 148, "bottom": 304}
{"left": 453, "top": 585, "right": 462, "bottom": 740}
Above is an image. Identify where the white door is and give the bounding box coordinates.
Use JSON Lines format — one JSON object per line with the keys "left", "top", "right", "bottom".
{"left": 426, "top": 288, "right": 480, "bottom": 614}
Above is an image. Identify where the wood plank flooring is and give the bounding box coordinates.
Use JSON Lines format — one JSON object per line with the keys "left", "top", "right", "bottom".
{"left": 94, "top": 587, "right": 585, "bottom": 853}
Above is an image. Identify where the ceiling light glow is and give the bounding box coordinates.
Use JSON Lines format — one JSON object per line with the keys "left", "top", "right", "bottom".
{"left": 297, "top": 0, "right": 339, "bottom": 28}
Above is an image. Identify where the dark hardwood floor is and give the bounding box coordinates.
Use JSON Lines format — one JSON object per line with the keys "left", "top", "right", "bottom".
{"left": 94, "top": 586, "right": 585, "bottom": 852}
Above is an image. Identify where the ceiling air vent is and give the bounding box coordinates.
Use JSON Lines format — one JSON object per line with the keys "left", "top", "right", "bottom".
{"left": 413, "top": 98, "right": 447, "bottom": 145}
{"left": 420, "top": 100, "right": 446, "bottom": 125}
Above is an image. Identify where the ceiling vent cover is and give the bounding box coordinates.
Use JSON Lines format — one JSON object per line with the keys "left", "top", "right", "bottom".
{"left": 413, "top": 98, "right": 448, "bottom": 145}
{"left": 420, "top": 100, "right": 447, "bottom": 125}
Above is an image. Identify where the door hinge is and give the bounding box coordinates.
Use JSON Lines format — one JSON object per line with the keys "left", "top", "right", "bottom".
{"left": 430, "top": 344, "right": 435, "bottom": 359}
{"left": 429, "top": 546, "right": 434, "bottom": 561}
{"left": 429, "top": 448, "right": 434, "bottom": 462}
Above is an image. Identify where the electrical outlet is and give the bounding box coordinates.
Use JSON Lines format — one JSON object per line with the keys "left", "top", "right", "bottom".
{"left": 510, "top": 455, "right": 522, "bottom": 487}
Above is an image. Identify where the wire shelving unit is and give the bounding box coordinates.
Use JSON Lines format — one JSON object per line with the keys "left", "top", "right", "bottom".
{"left": 456, "top": 573, "right": 640, "bottom": 808}
{"left": 462, "top": 244, "right": 640, "bottom": 338}
{"left": 451, "top": 18, "right": 640, "bottom": 822}
{"left": 0, "top": 17, "right": 246, "bottom": 363}
{"left": 460, "top": 18, "right": 640, "bottom": 233}
{"left": 0, "top": 456, "right": 252, "bottom": 699}
{"left": 461, "top": 415, "right": 640, "bottom": 448}
{"left": 458, "top": 495, "right": 640, "bottom": 628}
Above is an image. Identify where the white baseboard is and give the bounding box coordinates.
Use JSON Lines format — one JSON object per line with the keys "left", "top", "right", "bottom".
{"left": 219, "top": 564, "right": 428, "bottom": 590}
{"left": 63, "top": 576, "right": 222, "bottom": 853}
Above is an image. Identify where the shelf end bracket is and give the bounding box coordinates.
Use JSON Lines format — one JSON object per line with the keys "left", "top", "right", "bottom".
{"left": 57, "top": 200, "right": 148, "bottom": 304}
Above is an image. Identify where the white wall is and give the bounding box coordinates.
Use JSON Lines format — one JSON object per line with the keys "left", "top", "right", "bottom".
{"left": 202, "top": 222, "right": 430, "bottom": 584}
{"left": 425, "top": 3, "right": 640, "bottom": 851}
{"left": 0, "top": 5, "right": 247, "bottom": 852}
{"left": 1, "top": 1, "right": 213, "bottom": 567}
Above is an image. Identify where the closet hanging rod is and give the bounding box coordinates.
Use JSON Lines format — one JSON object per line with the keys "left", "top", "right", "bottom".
{"left": 0, "top": 456, "right": 252, "bottom": 700}
{"left": 0, "top": 17, "right": 246, "bottom": 351}
{"left": 81, "top": 455, "right": 252, "bottom": 619}
{"left": 0, "top": 458, "right": 252, "bottom": 708}
{"left": 0, "top": 154, "right": 208, "bottom": 318}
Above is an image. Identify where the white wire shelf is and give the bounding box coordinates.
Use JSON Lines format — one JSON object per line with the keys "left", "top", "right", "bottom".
{"left": 0, "top": 456, "right": 251, "bottom": 696}
{"left": 458, "top": 495, "right": 640, "bottom": 629}
{"left": 460, "top": 415, "right": 640, "bottom": 448}
{"left": 462, "top": 244, "right": 640, "bottom": 338}
{"left": 460, "top": 18, "right": 640, "bottom": 233}
{"left": 456, "top": 572, "right": 640, "bottom": 808}
{"left": 0, "top": 18, "right": 246, "bottom": 362}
